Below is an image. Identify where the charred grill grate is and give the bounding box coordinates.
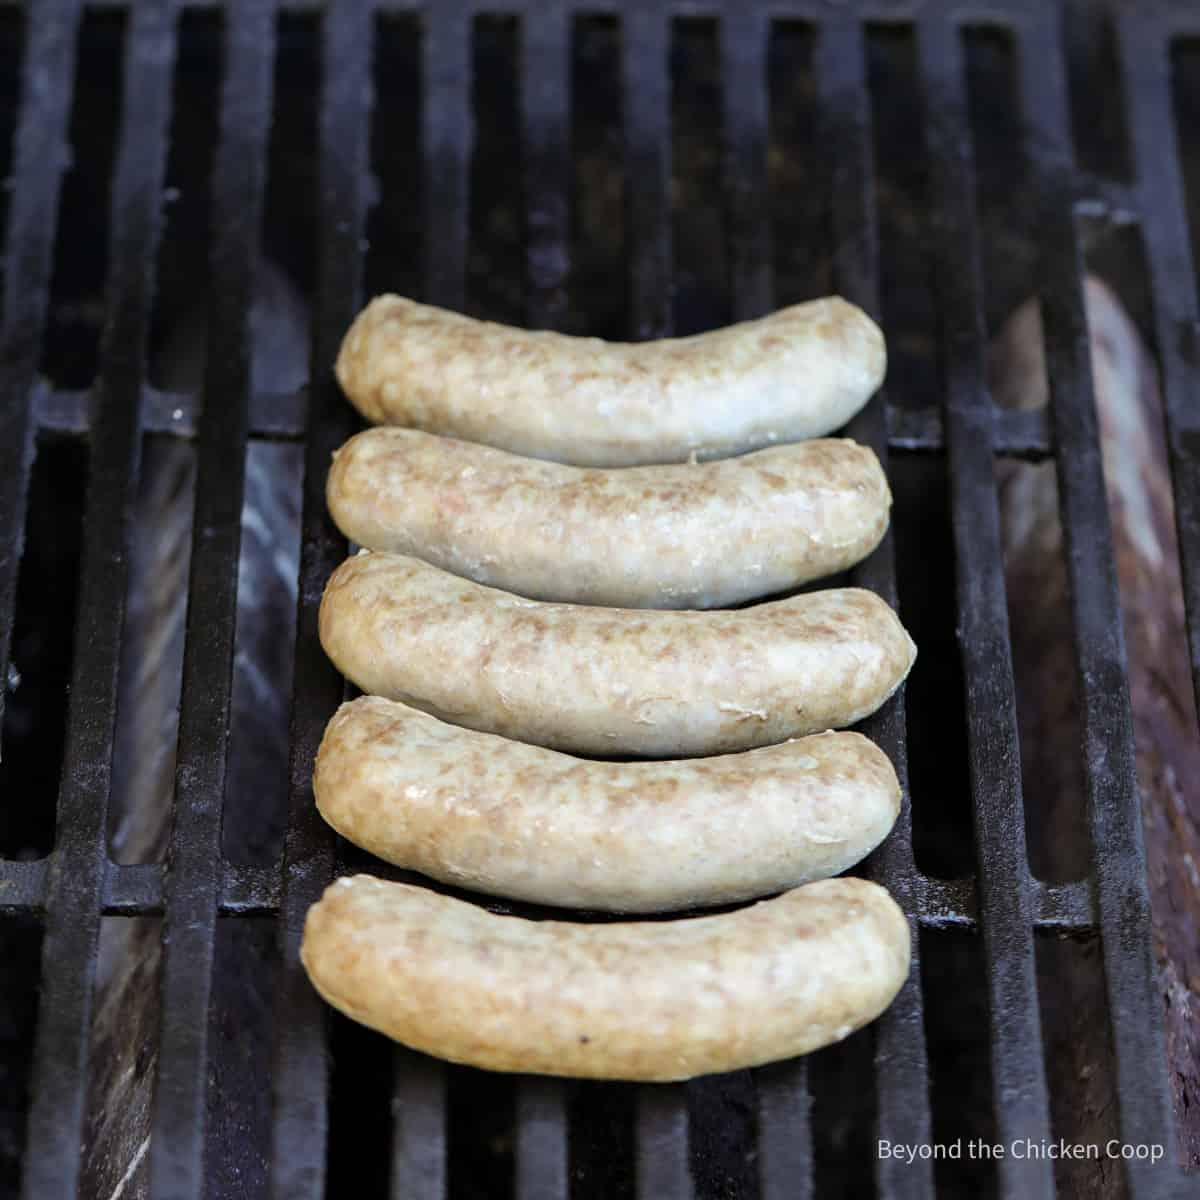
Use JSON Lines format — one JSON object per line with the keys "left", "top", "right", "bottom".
{"left": 0, "top": 0, "right": 1197, "bottom": 1197}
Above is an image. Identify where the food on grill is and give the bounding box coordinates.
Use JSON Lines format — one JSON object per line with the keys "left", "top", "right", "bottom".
{"left": 300, "top": 874, "right": 910, "bottom": 1080}
{"left": 318, "top": 551, "right": 916, "bottom": 757}
{"left": 326, "top": 428, "right": 891, "bottom": 608}
{"left": 334, "top": 294, "right": 885, "bottom": 467}
{"left": 314, "top": 695, "right": 901, "bottom": 912}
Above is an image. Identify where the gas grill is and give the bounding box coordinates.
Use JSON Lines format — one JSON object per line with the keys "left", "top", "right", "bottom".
{"left": 0, "top": 1, "right": 1197, "bottom": 1197}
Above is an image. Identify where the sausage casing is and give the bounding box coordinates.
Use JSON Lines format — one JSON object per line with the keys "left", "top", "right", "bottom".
{"left": 318, "top": 552, "right": 917, "bottom": 757}
{"left": 300, "top": 874, "right": 911, "bottom": 1080}
{"left": 314, "top": 695, "right": 902, "bottom": 911}
{"left": 335, "top": 295, "right": 886, "bottom": 466}
{"left": 326, "top": 428, "right": 891, "bottom": 608}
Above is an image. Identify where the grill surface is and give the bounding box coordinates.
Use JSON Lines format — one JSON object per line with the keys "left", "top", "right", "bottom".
{"left": 0, "top": 1, "right": 1198, "bottom": 1197}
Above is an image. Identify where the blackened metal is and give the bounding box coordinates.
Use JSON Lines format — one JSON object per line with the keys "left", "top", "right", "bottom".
{"left": 0, "top": 0, "right": 82, "bottom": 769}
{"left": 1118, "top": 7, "right": 1200, "bottom": 750}
{"left": 636, "top": 1086, "right": 693, "bottom": 1200}
{"left": 391, "top": 1050, "right": 448, "bottom": 1199}
{"left": 816, "top": 19, "right": 935, "bottom": 1200}
{"left": 515, "top": 11, "right": 572, "bottom": 1191}
{"left": 622, "top": 11, "right": 692, "bottom": 1195}
{"left": 268, "top": 3, "right": 372, "bottom": 1197}
{"left": 1018, "top": 10, "right": 1179, "bottom": 1197}
{"left": 721, "top": 5, "right": 771, "bottom": 323}
{"left": 917, "top": 14, "right": 1057, "bottom": 1198}
{"left": 755, "top": 1059, "right": 813, "bottom": 1200}
{"left": 516, "top": 1078, "right": 570, "bottom": 1200}
{"left": 147, "top": 4, "right": 274, "bottom": 1193}
{"left": 18, "top": 4, "right": 173, "bottom": 1198}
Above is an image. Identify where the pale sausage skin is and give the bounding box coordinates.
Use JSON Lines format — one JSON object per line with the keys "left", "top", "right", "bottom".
{"left": 318, "top": 552, "right": 917, "bottom": 757}
{"left": 300, "top": 875, "right": 911, "bottom": 1080}
{"left": 314, "top": 695, "right": 902, "bottom": 912}
{"left": 326, "top": 429, "right": 891, "bottom": 608}
{"left": 334, "top": 295, "right": 886, "bottom": 467}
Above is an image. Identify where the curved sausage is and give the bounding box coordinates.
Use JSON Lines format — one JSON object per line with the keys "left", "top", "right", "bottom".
{"left": 326, "top": 429, "right": 891, "bottom": 608}
{"left": 314, "top": 695, "right": 902, "bottom": 912}
{"left": 318, "top": 552, "right": 916, "bottom": 757}
{"left": 300, "top": 874, "right": 911, "bottom": 1080}
{"left": 334, "top": 295, "right": 886, "bottom": 467}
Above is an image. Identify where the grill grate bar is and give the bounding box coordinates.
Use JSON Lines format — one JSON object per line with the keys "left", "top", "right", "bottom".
{"left": 622, "top": 10, "right": 692, "bottom": 1196}
{"left": 1117, "top": 14, "right": 1200, "bottom": 742}
{"left": 0, "top": 0, "right": 82, "bottom": 760}
{"left": 814, "top": 21, "right": 933, "bottom": 1200}
{"left": 386, "top": 1, "right": 475, "bottom": 1191}
{"left": 31, "top": 382, "right": 1057, "bottom": 455}
{"left": 1018, "top": 13, "right": 1179, "bottom": 1195}
{"left": 390, "top": 1049, "right": 448, "bottom": 1199}
{"left": 516, "top": 1078, "right": 571, "bottom": 1200}
{"left": 636, "top": 1087, "right": 693, "bottom": 1200}
{"left": 18, "top": 3, "right": 175, "bottom": 1197}
{"left": 268, "top": 4, "right": 374, "bottom": 1197}
{"left": 721, "top": 6, "right": 771, "bottom": 322}
{"left": 514, "top": 9, "right": 572, "bottom": 1191}
{"left": 755, "top": 1059, "right": 813, "bottom": 1200}
{"left": 915, "top": 16, "right": 1054, "bottom": 1197}
{"left": 147, "top": 3, "right": 276, "bottom": 1193}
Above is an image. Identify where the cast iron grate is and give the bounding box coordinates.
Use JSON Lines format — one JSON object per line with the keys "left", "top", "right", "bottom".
{"left": 0, "top": 0, "right": 1197, "bottom": 1197}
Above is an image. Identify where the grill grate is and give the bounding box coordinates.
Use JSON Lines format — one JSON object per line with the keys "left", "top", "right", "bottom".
{"left": 1, "top": 1, "right": 1197, "bottom": 1197}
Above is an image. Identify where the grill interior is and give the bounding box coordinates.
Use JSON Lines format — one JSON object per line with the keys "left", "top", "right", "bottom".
{"left": 1, "top": 1, "right": 1199, "bottom": 1197}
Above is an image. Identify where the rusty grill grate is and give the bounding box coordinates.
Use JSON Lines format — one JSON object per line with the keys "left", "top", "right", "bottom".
{"left": 1, "top": 1, "right": 1198, "bottom": 1197}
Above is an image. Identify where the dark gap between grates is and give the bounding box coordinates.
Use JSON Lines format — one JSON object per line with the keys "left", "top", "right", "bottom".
{"left": 1170, "top": 38, "right": 1200, "bottom": 329}
{"left": 890, "top": 452, "right": 975, "bottom": 880}
{"left": 223, "top": 437, "right": 304, "bottom": 867}
{"left": 206, "top": 917, "right": 280, "bottom": 1200}
{"left": 993, "top": 452, "right": 1089, "bottom": 884}
{"left": 568, "top": 1081, "right": 636, "bottom": 1200}
{"left": 108, "top": 430, "right": 193, "bottom": 867}
{"left": 83, "top": 915, "right": 164, "bottom": 1200}
{"left": 686, "top": 1073, "right": 757, "bottom": 1200}
{"left": 670, "top": 18, "right": 728, "bottom": 336}
{"left": 806, "top": 1031, "right": 877, "bottom": 1200}
{"left": 364, "top": 11, "right": 421, "bottom": 306}
{"left": 0, "top": 6, "right": 27, "bottom": 325}
{"left": 1035, "top": 930, "right": 1126, "bottom": 1200}
{"left": 570, "top": 15, "right": 623, "bottom": 343}
{"left": 766, "top": 21, "right": 824, "bottom": 307}
{"left": 0, "top": 435, "right": 88, "bottom": 861}
{"left": 0, "top": 913, "right": 42, "bottom": 1195}
{"left": 468, "top": 15, "right": 522, "bottom": 324}
{"left": 962, "top": 26, "right": 1039, "bottom": 344}
{"left": 919, "top": 927, "right": 999, "bottom": 1200}
{"left": 263, "top": 10, "right": 321, "bottom": 315}
{"left": 865, "top": 23, "right": 937, "bottom": 418}
{"left": 38, "top": 8, "right": 124, "bottom": 390}
{"left": 447, "top": 1065, "right": 516, "bottom": 1200}
{"left": 147, "top": 6, "right": 222, "bottom": 390}
{"left": 326, "top": 1012, "right": 394, "bottom": 1199}
{"left": 1064, "top": 0, "right": 1134, "bottom": 187}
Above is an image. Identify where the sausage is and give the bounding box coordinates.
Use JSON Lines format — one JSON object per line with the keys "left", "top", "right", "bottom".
{"left": 318, "top": 552, "right": 916, "bottom": 757}
{"left": 326, "top": 429, "right": 890, "bottom": 608}
{"left": 300, "top": 874, "right": 911, "bottom": 1080}
{"left": 334, "top": 295, "right": 886, "bottom": 467}
{"left": 314, "top": 695, "right": 901, "bottom": 912}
